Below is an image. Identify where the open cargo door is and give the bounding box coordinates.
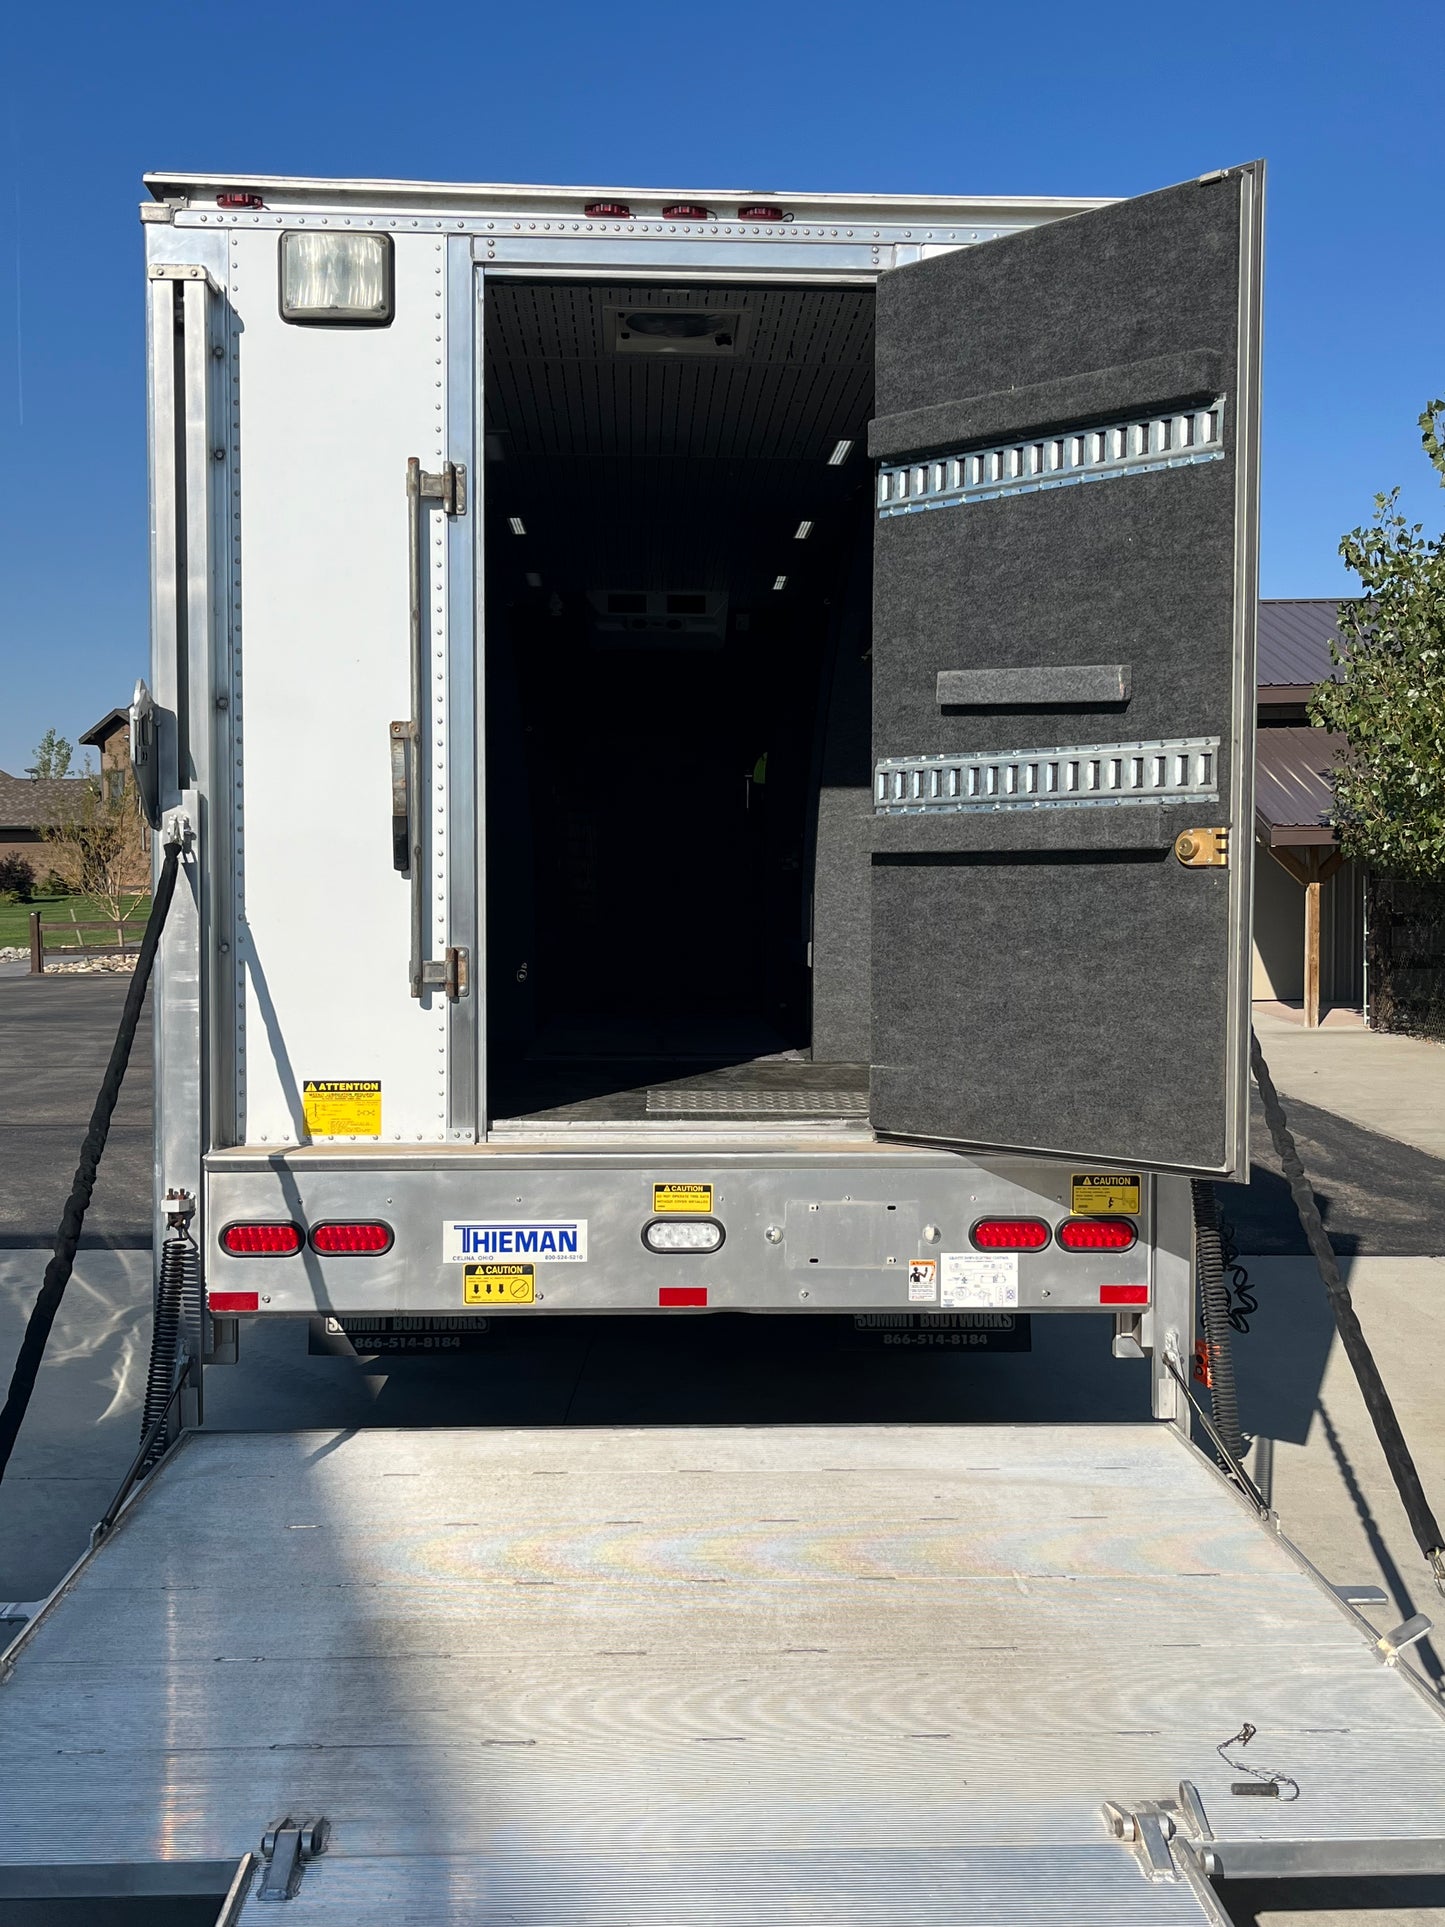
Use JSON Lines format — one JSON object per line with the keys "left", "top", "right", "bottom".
{"left": 867, "top": 167, "right": 1263, "bottom": 1176}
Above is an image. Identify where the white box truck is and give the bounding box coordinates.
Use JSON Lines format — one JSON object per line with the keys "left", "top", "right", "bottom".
{"left": 3, "top": 165, "right": 1445, "bottom": 1924}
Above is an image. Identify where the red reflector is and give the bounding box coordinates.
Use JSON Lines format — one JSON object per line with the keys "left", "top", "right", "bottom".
{"left": 584, "top": 201, "right": 631, "bottom": 219}
{"left": 216, "top": 191, "right": 264, "bottom": 209}
{"left": 659, "top": 1286, "right": 708, "bottom": 1307}
{"left": 662, "top": 203, "right": 710, "bottom": 221}
{"left": 209, "top": 1290, "right": 259, "bottom": 1312}
{"left": 1059, "top": 1217, "right": 1138, "bottom": 1252}
{"left": 738, "top": 204, "right": 786, "bottom": 221}
{"left": 1100, "top": 1284, "right": 1149, "bottom": 1305}
{"left": 310, "top": 1222, "right": 393, "bottom": 1255}
{"left": 219, "top": 1222, "right": 302, "bottom": 1256}
{"left": 971, "top": 1218, "right": 1050, "bottom": 1251}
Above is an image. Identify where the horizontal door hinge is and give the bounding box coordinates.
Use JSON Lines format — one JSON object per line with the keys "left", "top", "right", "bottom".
{"left": 417, "top": 461, "right": 467, "bottom": 516}
{"left": 419, "top": 946, "right": 469, "bottom": 1000}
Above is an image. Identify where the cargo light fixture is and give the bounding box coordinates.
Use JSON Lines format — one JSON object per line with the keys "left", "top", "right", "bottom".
{"left": 219, "top": 1222, "right": 303, "bottom": 1256}
{"left": 310, "top": 1222, "right": 394, "bottom": 1255}
{"left": 643, "top": 1219, "right": 725, "bottom": 1254}
{"left": 794, "top": 520, "right": 813, "bottom": 540}
{"left": 970, "top": 1218, "right": 1050, "bottom": 1251}
{"left": 508, "top": 517, "right": 527, "bottom": 536}
{"left": 772, "top": 575, "right": 787, "bottom": 591}
{"left": 828, "top": 439, "right": 853, "bottom": 466}
{"left": 1058, "top": 1217, "right": 1137, "bottom": 1253}
{"left": 279, "top": 231, "right": 394, "bottom": 326}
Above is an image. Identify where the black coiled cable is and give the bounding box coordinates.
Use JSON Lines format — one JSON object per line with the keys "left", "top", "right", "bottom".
{"left": 1191, "top": 1177, "right": 1247, "bottom": 1465}
{"left": 140, "top": 1232, "right": 200, "bottom": 1468}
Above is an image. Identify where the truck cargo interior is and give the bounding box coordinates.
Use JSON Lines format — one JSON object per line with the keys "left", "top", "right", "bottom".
{"left": 483, "top": 278, "right": 877, "bottom": 1128}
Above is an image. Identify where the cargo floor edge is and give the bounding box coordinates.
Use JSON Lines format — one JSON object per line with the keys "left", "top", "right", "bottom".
{"left": 3, "top": 1423, "right": 1444, "bottom": 1925}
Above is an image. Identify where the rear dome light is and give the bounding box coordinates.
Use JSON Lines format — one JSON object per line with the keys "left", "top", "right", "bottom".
{"left": 310, "top": 1222, "right": 394, "bottom": 1255}
{"left": 738, "top": 204, "right": 787, "bottom": 222}
{"left": 220, "top": 1221, "right": 302, "bottom": 1256}
{"left": 584, "top": 201, "right": 631, "bottom": 219}
{"left": 1058, "top": 1217, "right": 1138, "bottom": 1252}
{"left": 642, "top": 1218, "right": 725, "bottom": 1253}
{"left": 662, "top": 203, "right": 710, "bottom": 221}
{"left": 971, "top": 1218, "right": 1049, "bottom": 1251}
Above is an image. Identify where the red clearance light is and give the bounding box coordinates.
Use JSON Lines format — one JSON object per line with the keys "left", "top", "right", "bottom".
{"left": 217, "top": 191, "right": 264, "bottom": 209}
{"left": 662, "top": 203, "right": 710, "bottom": 221}
{"left": 310, "top": 1221, "right": 394, "bottom": 1255}
{"left": 738, "top": 204, "right": 787, "bottom": 222}
{"left": 971, "top": 1218, "right": 1049, "bottom": 1252}
{"left": 1100, "top": 1284, "right": 1149, "bottom": 1305}
{"left": 219, "top": 1221, "right": 302, "bottom": 1256}
{"left": 209, "top": 1290, "right": 259, "bottom": 1312}
{"left": 1058, "top": 1217, "right": 1138, "bottom": 1253}
{"left": 584, "top": 201, "right": 631, "bottom": 219}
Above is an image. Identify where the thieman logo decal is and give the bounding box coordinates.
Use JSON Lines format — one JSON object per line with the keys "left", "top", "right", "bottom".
{"left": 443, "top": 1219, "right": 588, "bottom": 1262}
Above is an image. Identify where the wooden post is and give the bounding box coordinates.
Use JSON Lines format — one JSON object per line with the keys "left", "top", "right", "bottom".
{"left": 28, "top": 910, "right": 43, "bottom": 976}
{"left": 1264, "top": 842, "right": 1345, "bottom": 1027}
{"left": 1303, "top": 873, "right": 1322, "bottom": 1030}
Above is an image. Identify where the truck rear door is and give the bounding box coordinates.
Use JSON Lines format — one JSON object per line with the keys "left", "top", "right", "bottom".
{"left": 867, "top": 167, "right": 1263, "bottom": 1177}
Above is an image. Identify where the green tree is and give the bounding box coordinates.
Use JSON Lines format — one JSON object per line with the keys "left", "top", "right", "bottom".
{"left": 27, "top": 728, "right": 77, "bottom": 781}
{"left": 1309, "top": 402, "right": 1445, "bottom": 880}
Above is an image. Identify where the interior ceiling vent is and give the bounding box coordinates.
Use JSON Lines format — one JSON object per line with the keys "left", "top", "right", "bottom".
{"left": 609, "top": 307, "right": 748, "bottom": 358}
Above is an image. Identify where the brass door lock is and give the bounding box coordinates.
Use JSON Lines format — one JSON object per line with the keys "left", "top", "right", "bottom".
{"left": 1174, "top": 827, "right": 1229, "bottom": 868}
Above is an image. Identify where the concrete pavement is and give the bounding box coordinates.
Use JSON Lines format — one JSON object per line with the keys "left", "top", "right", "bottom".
{"left": 1253, "top": 1005, "right": 1445, "bottom": 1163}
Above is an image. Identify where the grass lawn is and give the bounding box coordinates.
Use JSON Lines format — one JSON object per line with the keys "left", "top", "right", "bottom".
{"left": 0, "top": 891, "right": 152, "bottom": 951}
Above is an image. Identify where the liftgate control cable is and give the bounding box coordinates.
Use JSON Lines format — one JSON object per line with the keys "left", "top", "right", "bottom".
{"left": 0, "top": 835, "right": 183, "bottom": 1491}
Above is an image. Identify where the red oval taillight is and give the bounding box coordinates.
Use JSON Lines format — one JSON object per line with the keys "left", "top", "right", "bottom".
{"left": 1058, "top": 1217, "right": 1138, "bottom": 1252}
{"left": 309, "top": 1222, "right": 393, "bottom": 1255}
{"left": 219, "top": 1222, "right": 302, "bottom": 1255}
{"left": 970, "top": 1218, "right": 1050, "bottom": 1251}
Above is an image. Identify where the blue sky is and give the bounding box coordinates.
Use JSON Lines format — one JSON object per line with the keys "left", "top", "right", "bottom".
{"left": 1, "top": 0, "right": 1440, "bottom": 774}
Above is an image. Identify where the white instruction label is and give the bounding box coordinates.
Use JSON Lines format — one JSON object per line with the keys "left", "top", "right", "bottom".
{"left": 940, "top": 1252, "right": 1018, "bottom": 1309}
{"left": 907, "top": 1258, "right": 938, "bottom": 1303}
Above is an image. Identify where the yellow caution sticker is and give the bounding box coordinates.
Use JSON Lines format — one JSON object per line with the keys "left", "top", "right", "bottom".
{"left": 1071, "top": 1172, "right": 1142, "bottom": 1215}
{"left": 652, "top": 1182, "right": 713, "bottom": 1214}
{"left": 303, "top": 1079, "right": 381, "bottom": 1137}
{"left": 464, "top": 1263, "right": 535, "bottom": 1305}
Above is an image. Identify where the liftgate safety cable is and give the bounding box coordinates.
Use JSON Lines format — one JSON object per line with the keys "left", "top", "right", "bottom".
{"left": 0, "top": 836, "right": 182, "bottom": 1489}
{"left": 1247, "top": 1029, "right": 1445, "bottom": 1598}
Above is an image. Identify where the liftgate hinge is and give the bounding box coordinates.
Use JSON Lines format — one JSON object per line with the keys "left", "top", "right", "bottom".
{"left": 417, "top": 461, "right": 467, "bottom": 516}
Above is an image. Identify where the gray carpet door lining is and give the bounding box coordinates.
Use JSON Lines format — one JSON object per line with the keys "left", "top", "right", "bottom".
{"left": 867, "top": 167, "right": 1263, "bottom": 1176}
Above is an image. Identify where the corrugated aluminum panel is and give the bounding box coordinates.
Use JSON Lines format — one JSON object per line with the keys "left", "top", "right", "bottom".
{"left": 3, "top": 1423, "right": 1444, "bottom": 1922}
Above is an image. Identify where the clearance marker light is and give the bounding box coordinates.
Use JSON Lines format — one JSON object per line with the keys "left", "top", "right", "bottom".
{"left": 970, "top": 1218, "right": 1050, "bottom": 1252}
{"left": 1058, "top": 1217, "right": 1138, "bottom": 1253}
{"left": 662, "top": 204, "right": 710, "bottom": 221}
{"left": 738, "top": 205, "right": 786, "bottom": 222}
{"left": 584, "top": 201, "right": 631, "bottom": 219}
{"left": 310, "top": 1222, "right": 394, "bottom": 1255}
{"left": 219, "top": 1222, "right": 302, "bottom": 1256}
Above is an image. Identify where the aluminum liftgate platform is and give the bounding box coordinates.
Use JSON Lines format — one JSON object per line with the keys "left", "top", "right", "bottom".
{"left": 3, "top": 1425, "right": 1445, "bottom": 1923}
